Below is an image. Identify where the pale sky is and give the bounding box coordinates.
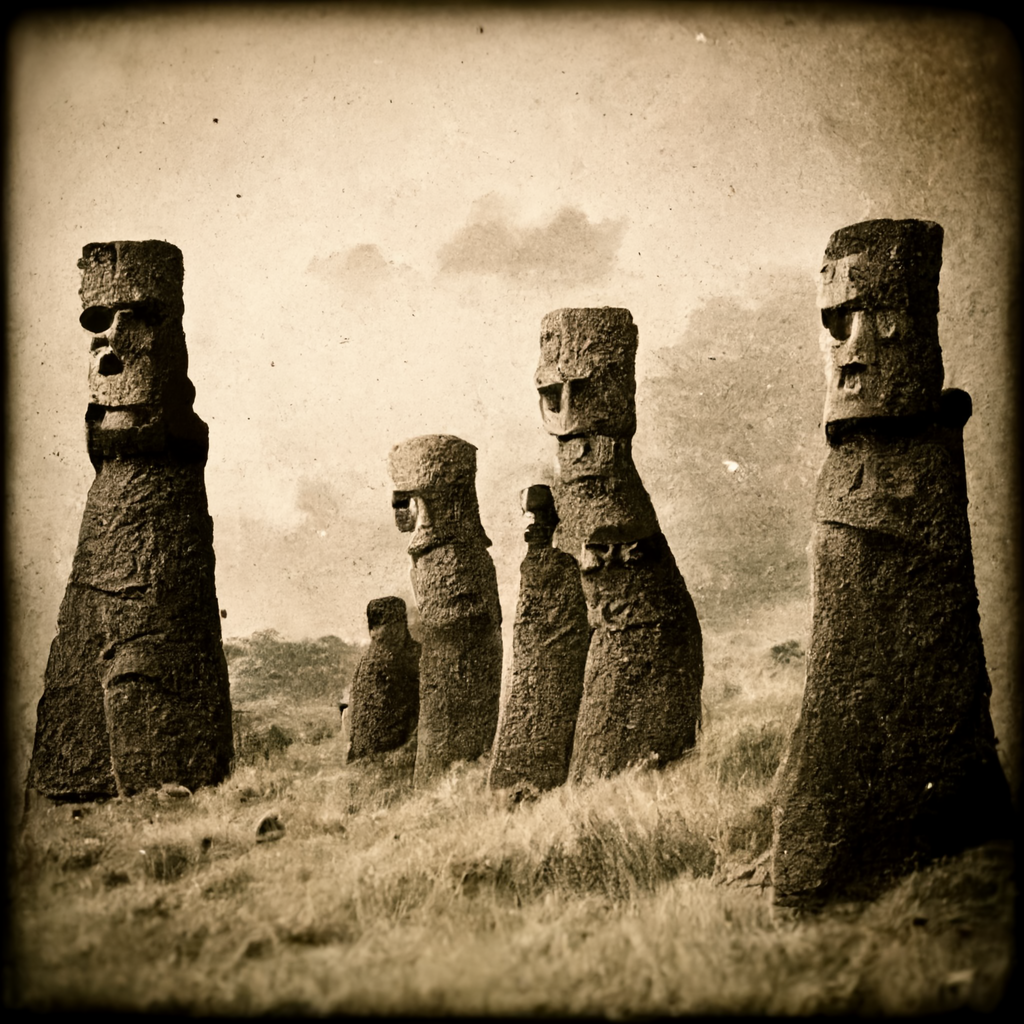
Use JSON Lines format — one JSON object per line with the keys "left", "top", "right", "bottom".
{"left": 6, "top": 6, "right": 1020, "bottom": 770}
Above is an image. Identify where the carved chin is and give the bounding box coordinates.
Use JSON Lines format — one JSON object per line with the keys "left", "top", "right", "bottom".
{"left": 556, "top": 435, "right": 617, "bottom": 484}
{"left": 94, "top": 408, "right": 148, "bottom": 431}
{"left": 408, "top": 530, "right": 449, "bottom": 559}
{"left": 826, "top": 377, "right": 883, "bottom": 422}
{"left": 524, "top": 524, "right": 553, "bottom": 545}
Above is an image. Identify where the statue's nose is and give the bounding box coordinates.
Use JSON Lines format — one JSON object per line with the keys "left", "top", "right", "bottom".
{"left": 84, "top": 307, "right": 132, "bottom": 376}
{"left": 559, "top": 382, "right": 584, "bottom": 437}
{"left": 539, "top": 380, "right": 584, "bottom": 438}
{"left": 840, "top": 311, "right": 877, "bottom": 366}
{"left": 97, "top": 351, "right": 124, "bottom": 376}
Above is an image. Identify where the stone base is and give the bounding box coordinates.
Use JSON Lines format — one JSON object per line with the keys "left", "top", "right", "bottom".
{"left": 27, "top": 455, "right": 233, "bottom": 800}
{"left": 489, "top": 545, "right": 589, "bottom": 792}
{"left": 414, "top": 618, "right": 502, "bottom": 785}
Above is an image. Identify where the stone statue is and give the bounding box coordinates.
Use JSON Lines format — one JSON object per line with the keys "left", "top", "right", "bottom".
{"left": 27, "top": 240, "right": 233, "bottom": 802}
{"left": 536, "top": 308, "right": 703, "bottom": 780}
{"left": 388, "top": 435, "right": 502, "bottom": 784}
{"left": 347, "top": 597, "right": 420, "bottom": 761}
{"left": 489, "top": 485, "right": 589, "bottom": 792}
{"left": 771, "top": 219, "right": 1013, "bottom": 910}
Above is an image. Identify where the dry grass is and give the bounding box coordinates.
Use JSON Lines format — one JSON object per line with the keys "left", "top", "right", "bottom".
{"left": 7, "top": 628, "right": 1016, "bottom": 1015}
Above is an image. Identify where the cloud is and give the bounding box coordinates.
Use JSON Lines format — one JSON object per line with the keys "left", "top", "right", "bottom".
{"left": 437, "top": 196, "right": 627, "bottom": 284}
{"left": 307, "top": 243, "right": 417, "bottom": 288}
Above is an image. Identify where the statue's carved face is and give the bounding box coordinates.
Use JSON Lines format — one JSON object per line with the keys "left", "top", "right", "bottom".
{"left": 370, "top": 618, "right": 408, "bottom": 644}
{"left": 819, "top": 299, "right": 939, "bottom": 435}
{"left": 816, "top": 227, "right": 944, "bottom": 439}
{"left": 391, "top": 491, "right": 418, "bottom": 535}
{"left": 388, "top": 436, "right": 484, "bottom": 558}
{"left": 523, "top": 507, "right": 557, "bottom": 546}
{"left": 83, "top": 301, "right": 167, "bottom": 409}
{"left": 535, "top": 313, "right": 637, "bottom": 440}
{"left": 521, "top": 484, "right": 557, "bottom": 545}
{"left": 535, "top": 362, "right": 635, "bottom": 440}
{"left": 392, "top": 488, "right": 464, "bottom": 557}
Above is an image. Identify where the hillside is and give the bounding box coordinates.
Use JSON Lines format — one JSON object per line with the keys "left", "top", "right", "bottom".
{"left": 9, "top": 626, "right": 1014, "bottom": 1015}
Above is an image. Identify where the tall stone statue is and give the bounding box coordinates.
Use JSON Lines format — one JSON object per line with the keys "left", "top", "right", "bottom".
{"left": 347, "top": 597, "right": 420, "bottom": 761}
{"left": 771, "top": 219, "right": 1013, "bottom": 910}
{"left": 535, "top": 308, "right": 703, "bottom": 780}
{"left": 388, "top": 435, "right": 502, "bottom": 784}
{"left": 27, "top": 241, "right": 233, "bottom": 802}
{"left": 489, "top": 485, "right": 590, "bottom": 793}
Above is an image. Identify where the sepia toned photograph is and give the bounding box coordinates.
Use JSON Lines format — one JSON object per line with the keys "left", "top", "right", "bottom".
{"left": 5, "top": 2, "right": 1019, "bottom": 1014}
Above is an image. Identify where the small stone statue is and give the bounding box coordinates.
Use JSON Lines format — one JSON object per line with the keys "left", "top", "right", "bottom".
{"left": 535, "top": 308, "right": 703, "bottom": 780}
{"left": 27, "top": 241, "right": 233, "bottom": 801}
{"left": 771, "top": 219, "right": 1013, "bottom": 910}
{"left": 489, "top": 485, "right": 589, "bottom": 792}
{"left": 347, "top": 597, "right": 420, "bottom": 761}
{"left": 388, "top": 435, "right": 502, "bottom": 784}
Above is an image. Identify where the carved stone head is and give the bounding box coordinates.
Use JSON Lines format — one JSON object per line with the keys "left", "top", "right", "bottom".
{"left": 366, "top": 596, "right": 409, "bottom": 643}
{"left": 521, "top": 484, "right": 558, "bottom": 546}
{"left": 817, "top": 219, "right": 944, "bottom": 440}
{"left": 388, "top": 435, "right": 488, "bottom": 558}
{"left": 535, "top": 308, "right": 638, "bottom": 441}
{"left": 79, "top": 241, "right": 199, "bottom": 456}
{"left": 80, "top": 241, "right": 189, "bottom": 408}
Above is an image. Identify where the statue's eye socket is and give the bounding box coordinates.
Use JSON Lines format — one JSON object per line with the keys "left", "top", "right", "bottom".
{"left": 538, "top": 384, "right": 562, "bottom": 413}
{"left": 821, "top": 309, "right": 853, "bottom": 342}
{"left": 392, "top": 497, "right": 410, "bottom": 511}
{"left": 80, "top": 306, "right": 116, "bottom": 333}
{"left": 80, "top": 302, "right": 163, "bottom": 332}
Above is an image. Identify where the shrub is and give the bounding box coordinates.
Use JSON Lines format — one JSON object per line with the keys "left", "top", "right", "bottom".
{"left": 770, "top": 639, "right": 804, "bottom": 665}
{"left": 303, "top": 721, "right": 335, "bottom": 746}
{"left": 226, "top": 631, "right": 365, "bottom": 703}
{"left": 233, "top": 721, "right": 294, "bottom": 767}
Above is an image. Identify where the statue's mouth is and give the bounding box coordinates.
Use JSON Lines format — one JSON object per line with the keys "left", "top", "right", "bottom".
{"left": 86, "top": 404, "right": 155, "bottom": 430}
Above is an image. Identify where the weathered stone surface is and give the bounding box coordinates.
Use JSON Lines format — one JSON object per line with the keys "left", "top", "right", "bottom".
{"left": 347, "top": 597, "right": 421, "bottom": 761}
{"left": 27, "top": 241, "right": 233, "bottom": 802}
{"left": 489, "top": 485, "right": 589, "bottom": 792}
{"left": 771, "top": 219, "right": 1013, "bottom": 910}
{"left": 818, "top": 218, "right": 945, "bottom": 437}
{"left": 388, "top": 435, "right": 502, "bottom": 784}
{"left": 535, "top": 308, "right": 703, "bottom": 780}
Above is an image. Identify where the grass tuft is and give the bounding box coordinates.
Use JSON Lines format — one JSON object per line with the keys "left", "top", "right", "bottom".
{"left": 711, "top": 721, "right": 788, "bottom": 788}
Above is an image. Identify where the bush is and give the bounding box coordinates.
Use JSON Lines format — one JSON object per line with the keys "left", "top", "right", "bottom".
{"left": 226, "top": 631, "right": 365, "bottom": 703}
{"left": 233, "top": 721, "right": 294, "bottom": 767}
{"left": 770, "top": 639, "right": 804, "bottom": 665}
